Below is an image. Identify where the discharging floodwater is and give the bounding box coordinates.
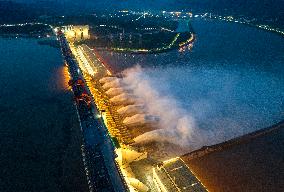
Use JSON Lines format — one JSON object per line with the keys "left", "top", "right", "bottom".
{"left": 0, "top": 38, "right": 88, "bottom": 191}
{"left": 100, "top": 19, "right": 284, "bottom": 148}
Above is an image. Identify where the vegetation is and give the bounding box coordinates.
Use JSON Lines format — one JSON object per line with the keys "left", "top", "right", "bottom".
{"left": 0, "top": 24, "right": 53, "bottom": 37}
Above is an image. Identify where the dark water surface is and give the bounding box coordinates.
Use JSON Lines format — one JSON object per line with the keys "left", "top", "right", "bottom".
{"left": 0, "top": 38, "right": 88, "bottom": 191}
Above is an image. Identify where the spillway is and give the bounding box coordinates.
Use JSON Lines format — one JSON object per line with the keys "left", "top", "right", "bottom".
{"left": 99, "top": 76, "right": 120, "bottom": 84}
{"left": 110, "top": 93, "right": 143, "bottom": 105}
{"left": 106, "top": 87, "right": 131, "bottom": 97}
{"left": 123, "top": 114, "right": 160, "bottom": 127}
{"left": 102, "top": 79, "right": 123, "bottom": 90}
{"left": 117, "top": 104, "right": 145, "bottom": 116}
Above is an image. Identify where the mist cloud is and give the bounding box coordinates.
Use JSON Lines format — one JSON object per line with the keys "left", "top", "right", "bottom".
{"left": 121, "top": 65, "right": 207, "bottom": 150}
{"left": 115, "top": 61, "right": 284, "bottom": 154}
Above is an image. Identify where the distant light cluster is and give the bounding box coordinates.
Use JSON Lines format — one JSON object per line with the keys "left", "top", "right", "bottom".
{"left": 194, "top": 12, "right": 284, "bottom": 36}
{"left": 0, "top": 22, "right": 48, "bottom": 27}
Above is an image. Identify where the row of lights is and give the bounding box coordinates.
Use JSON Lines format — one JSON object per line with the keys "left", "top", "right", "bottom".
{"left": 198, "top": 13, "right": 284, "bottom": 36}
{"left": 0, "top": 22, "right": 48, "bottom": 27}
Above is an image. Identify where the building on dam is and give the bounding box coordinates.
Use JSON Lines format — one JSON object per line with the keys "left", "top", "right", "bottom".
{"left": 62, "top": 25, "right": 90, "bottom": 41}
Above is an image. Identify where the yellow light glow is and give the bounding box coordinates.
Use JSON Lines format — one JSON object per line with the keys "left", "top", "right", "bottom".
{"left": 163, "top": 157, "right": 179, "bottom": 165}
{"left": 153, "top": 168, "right": 169, "bottom": 192}
{"left": 60, "top": 65, "right": 71, "bottom": 91}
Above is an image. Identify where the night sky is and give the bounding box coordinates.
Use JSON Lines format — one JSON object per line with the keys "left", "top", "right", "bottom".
{"left": 7, "top": 0, "right": 283, "bottom": 25}
{"left": 11, "top": 0, "right": 284, "bottom": 12}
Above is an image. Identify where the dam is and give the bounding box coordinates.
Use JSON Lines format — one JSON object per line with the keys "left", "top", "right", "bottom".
{"left": 57, "top": 28, "right": 207, "bottom": 192}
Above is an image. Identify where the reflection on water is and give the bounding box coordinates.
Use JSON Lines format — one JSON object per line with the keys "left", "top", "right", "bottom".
{"left": 57, "top": 65, "right": 71, "bottom": 91}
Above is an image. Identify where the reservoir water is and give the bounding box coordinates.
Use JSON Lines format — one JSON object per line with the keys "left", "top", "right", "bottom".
{"left": 100, "top": 19, "right": 284, "bottom": 148}
{"left": 0, "top": 38, "right": 88, "bottom": 191}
